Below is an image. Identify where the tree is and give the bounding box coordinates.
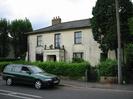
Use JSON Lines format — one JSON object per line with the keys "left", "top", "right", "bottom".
{"left": 128, "top": 17, "right": 133, "bottom": 41}
{"left": 91, "top": 0, "right": 133, "bottom": 59}
{"left": 125, "top": 43, "right": 133, "bottom": 66}
{"left": 0, "top": 18, "right": 10, "bottom": 57}
{"left": 10, "top": 18, "right": 33, "bottom": 59}
{"left": 124, "top": 43, "right": 133, "bottom": 83}
{"left": 128, "top": 17, "right": 133, "bottom": 33}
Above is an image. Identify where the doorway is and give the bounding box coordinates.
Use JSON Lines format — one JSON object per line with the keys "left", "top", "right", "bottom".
{"left": 36, "top": 54, "right": 43, "bottom": 61}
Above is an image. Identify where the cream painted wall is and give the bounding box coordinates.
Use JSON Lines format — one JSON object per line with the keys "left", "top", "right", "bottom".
{"left": 28, "top": 28, "right": 101, "bottom": 66}
{"left": 28, "top": 35, "right": 36, "bottom": 61}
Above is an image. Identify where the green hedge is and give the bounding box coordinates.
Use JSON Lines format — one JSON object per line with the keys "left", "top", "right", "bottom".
{"left": 98, "top": 59, "right": 117, "bottom": 76}
{"left": 0, "top": 61, "right": 31, "bottom": 72}
{"left": 32, "top": 61, "right": 90, "bottom": 77}
{"left": 0, "top": 61, "right": 90, "bottom": 78}
{"left": 0, "top": 62, "right": 11, "bottom": 72}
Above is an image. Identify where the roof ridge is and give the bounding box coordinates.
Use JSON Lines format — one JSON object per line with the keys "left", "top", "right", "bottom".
{"left": 26, "top": 18, "right": 91, "bottom": 34}
{"left": 34, "top": 18, "right": 90, "bottom": 32}
{"left": 60, "top": 18, "right": 90, "bottom": 24}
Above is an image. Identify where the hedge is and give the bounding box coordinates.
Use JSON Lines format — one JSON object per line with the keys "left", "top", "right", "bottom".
{"left": 98, "top": 59, "right": 117, "bottom": 76}
{"left": 0, "top": 61, "right": 31, "bottom": 72}
{"left": 0, "top": 62, "right": 11, "bottom": 72}
{"left": 0, "top": 61, "right": 90, "bottom": 78}
{"left": 32, "top": 61, "right": 90, "bottom": 77}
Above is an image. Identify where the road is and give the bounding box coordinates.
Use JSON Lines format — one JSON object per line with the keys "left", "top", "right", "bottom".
{"left": 0, "top": 78, "right": 133, "bottom": 99}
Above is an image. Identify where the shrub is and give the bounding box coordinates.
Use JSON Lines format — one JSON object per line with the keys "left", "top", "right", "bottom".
{"left": 0, "top": 61, "right": 31, "bottom": 72}
{"left": 72, "top": 58, "right": 85, "bottom": 63}
{"left": 32, "top": 61, "right": 90, "bottom": 78}
{"left": 0, "top": 61, "right": 91, "bottom": 78}
{"left": 0, "top": 62, "right": 12, "bottom": 72}
{"left": 0, "top": 58, "right": 21, "bottom": 62}
{"left": 98, "top": 59, "right": 117, "bottom": 76}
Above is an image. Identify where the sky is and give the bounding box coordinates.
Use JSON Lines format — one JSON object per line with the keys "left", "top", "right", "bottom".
{"left": 0, "top": 0, "right": 97, "bottom": 30}
{"left": 0, "top": 0, "right": 132, "bottom": 30}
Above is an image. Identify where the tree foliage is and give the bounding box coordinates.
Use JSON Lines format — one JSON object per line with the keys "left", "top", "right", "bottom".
{"left": 128, "top": 17, "right": 133, "bottom": 34}
{"left": 10, "top": 18, "right": 33, "bottom": 59}
{"left": 128, "top": 17, "right": 133, "bottom": 41}
{"left": 0, "top": 17, "right": 32, "bottom": 59}
{"left": 0, "top": 18, "right": 10, "bottom": 57}
{"left": 91, "top": 0, "right": 133, "bottom": 56}
{"left": 125, "top": 43, "right": 133, "bottom": 66}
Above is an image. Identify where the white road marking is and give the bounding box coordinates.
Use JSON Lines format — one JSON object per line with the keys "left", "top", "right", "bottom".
{"left": 0, "top": 93, "right": 34, "bottom": 99}
{"left": 0, "top": 89, "right": 42, "bottom": 99}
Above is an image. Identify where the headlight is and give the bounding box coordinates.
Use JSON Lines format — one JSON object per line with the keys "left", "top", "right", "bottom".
{"left": 44, "top": 78, "right": 52, "bottom": 81}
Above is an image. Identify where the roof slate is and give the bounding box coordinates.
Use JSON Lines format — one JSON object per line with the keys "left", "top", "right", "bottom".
{"left": 26, "top": 19, "right": 91, "bottom": 34}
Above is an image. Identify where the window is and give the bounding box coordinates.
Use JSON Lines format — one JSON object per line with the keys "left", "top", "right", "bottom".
{"left": 21, "top": 67, "right": 30, "bottom": 72}
{"left": 30, "top": 66, "right": 44, "bottom": 74}
{"left": 74, "top": 31, "right": 82, "bottom": 44}
{"left": 21, "top": 66, "right": 30, "bottom": 73}
{"left": 37, "top": 35, "right": 42, "bottom": 46}
{"left": 4, "top": 65, "right": 12, "bottom": 72}
{"left": 73, "top": 52, "right": 83, "bottom": 59}
{"left": 55, "top": 33, "right": 61, "bottom": 49}
{"left": 36, "top": 54, "right": 43, "bottom": 62}
{"left": 12, "top": 66, "right": 21, "bottom": 72}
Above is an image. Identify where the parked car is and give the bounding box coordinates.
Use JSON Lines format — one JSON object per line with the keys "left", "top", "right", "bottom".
{"left": 2, "top": 64, "right": 60, "bottom": 89}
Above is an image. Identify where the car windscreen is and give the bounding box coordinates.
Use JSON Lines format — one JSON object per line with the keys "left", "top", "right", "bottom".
{"left": 30, "top": 66, "right": 44, "bottom": 73}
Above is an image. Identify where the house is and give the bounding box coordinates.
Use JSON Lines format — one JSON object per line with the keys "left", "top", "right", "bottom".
{"left": 26, "top": 17, "right": 102, "bottom": 66}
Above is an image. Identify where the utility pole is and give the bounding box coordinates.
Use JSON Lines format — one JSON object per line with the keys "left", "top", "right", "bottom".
{"left": 115, "top": 0, "right": 122, "bottom": 84}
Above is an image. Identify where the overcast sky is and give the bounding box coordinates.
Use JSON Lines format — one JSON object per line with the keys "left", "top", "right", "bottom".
{"left": 0, "top": 0, "right": 97, "bottom": 30}
{"left": 0, "top": 0, "right": 132, "bottom": 30}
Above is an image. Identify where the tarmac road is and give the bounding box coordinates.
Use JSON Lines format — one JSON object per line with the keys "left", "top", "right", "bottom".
{"left": 0, "top": 77, "right": 133, "bottom": 99}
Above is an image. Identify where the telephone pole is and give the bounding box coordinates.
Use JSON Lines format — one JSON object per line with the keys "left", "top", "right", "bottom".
{"left": 115, "top": 0, "right": 122, "bottom": 84}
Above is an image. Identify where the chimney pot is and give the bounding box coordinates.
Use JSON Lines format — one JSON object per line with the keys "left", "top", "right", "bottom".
{"left": 52, "top": 16, "right": 61, "bottom": 25}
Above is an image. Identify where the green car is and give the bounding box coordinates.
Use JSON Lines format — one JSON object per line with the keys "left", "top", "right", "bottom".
{"left": 2, "top": 64, "right": 60, "bottom": 89}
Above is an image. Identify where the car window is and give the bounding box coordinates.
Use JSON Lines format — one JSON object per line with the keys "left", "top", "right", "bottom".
{"left": 30, "top": 66, "right": 44, "bottom": 73}
{"left": 12, "top": 66, "right": 21, "bottom": 72}
{"left": 3, "top": 65, "right": 12, "bottom": 72}
{"left": 21, "top": 66, "right": 30, "bottom": 73}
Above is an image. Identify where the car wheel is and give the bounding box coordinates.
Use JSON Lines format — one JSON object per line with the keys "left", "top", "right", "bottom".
{"left": 35, "top": 80, "right": 42, "bottom": 89}
{"left": 6, "top": 78, "right": 13, "bottom": 86}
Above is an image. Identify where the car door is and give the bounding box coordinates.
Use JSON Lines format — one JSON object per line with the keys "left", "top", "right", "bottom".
{"left": 11, "top": 65, "right": 22, "bottom": 84}
{"left": 19, "top": 66, "right": 34, "bottom": 85}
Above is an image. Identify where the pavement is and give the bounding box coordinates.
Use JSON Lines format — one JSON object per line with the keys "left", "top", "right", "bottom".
{"left": 61, "top": 79, "right": 133, "bottom": 91}
{"left": 0, "top": 73, "right": 133, "bottom": 91}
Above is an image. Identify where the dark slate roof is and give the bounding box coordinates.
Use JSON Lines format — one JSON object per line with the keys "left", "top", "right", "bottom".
{"left": 26, "top": 19, "right": 91, "bottom": 35}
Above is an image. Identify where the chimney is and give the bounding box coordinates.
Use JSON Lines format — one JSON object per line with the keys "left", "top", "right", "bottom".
{"left": 52, "top": 16, "right": 61, "bottom": 25}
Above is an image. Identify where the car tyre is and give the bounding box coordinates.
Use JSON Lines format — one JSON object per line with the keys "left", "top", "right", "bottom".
{"left": 6, "top": 78, "right": 13, "bottom": 86}
{"left": 35, "top": 80, "right": 42, "bottom": 89}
